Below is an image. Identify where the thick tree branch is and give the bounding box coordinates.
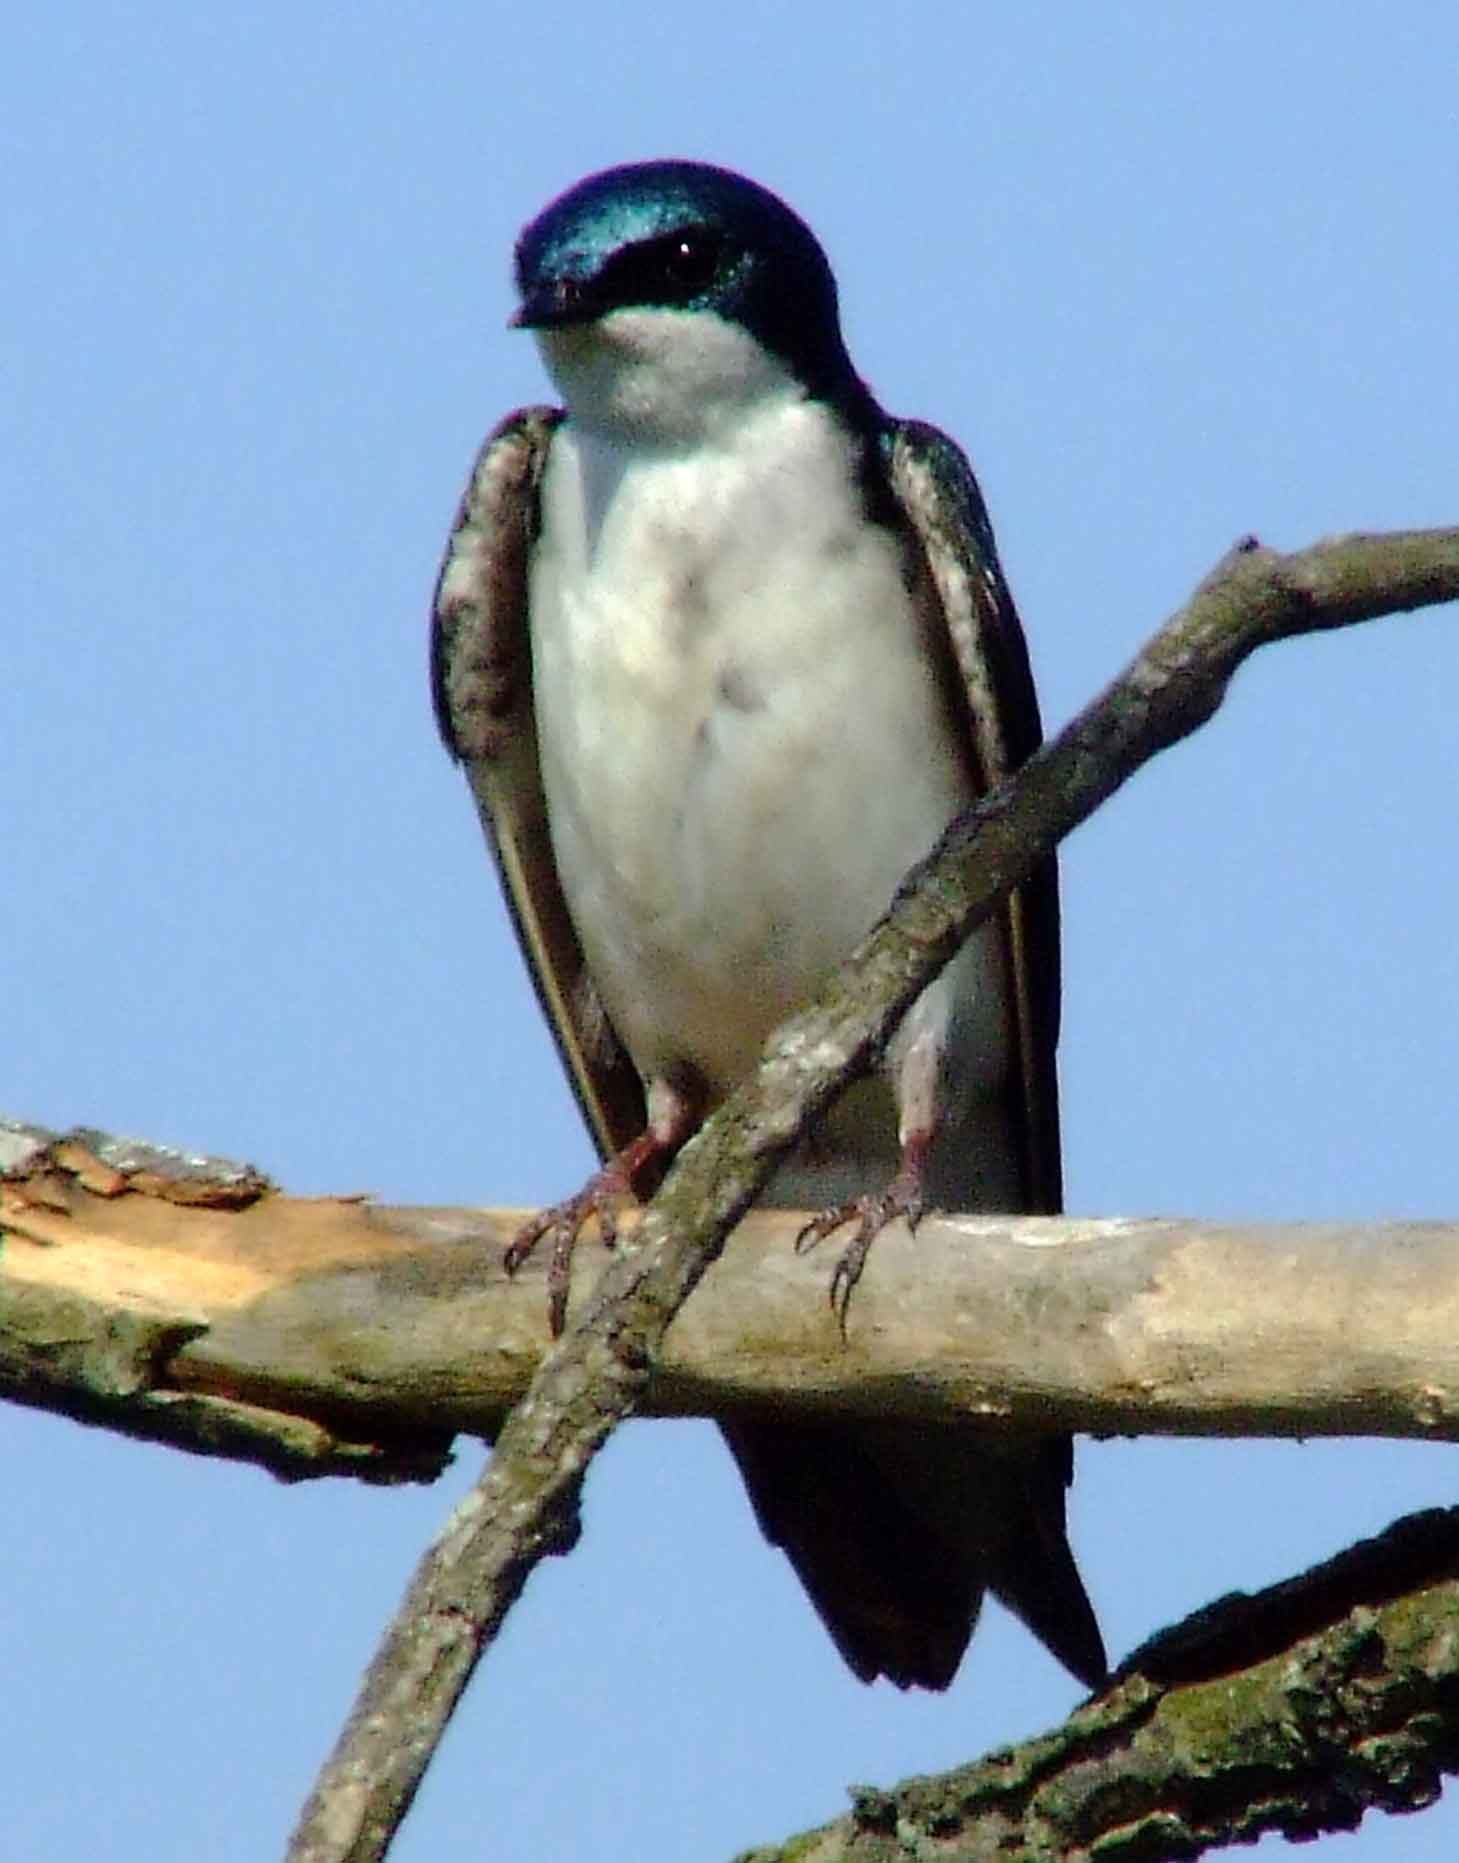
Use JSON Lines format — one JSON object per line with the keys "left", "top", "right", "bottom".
{"left": 6, "top": 1120, "right": 1459, "bottom": 1464}
{"left": 11, "top": 1125, "right": 1459, "bottom": 1860}
{"left": 737, "top": 1506, "right": 1459, "bottom": 1862}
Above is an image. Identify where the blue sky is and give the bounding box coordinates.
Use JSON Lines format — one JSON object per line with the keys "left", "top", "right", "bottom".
{"left": 6, "top": 6, "right": 1458, "bottom": 1859}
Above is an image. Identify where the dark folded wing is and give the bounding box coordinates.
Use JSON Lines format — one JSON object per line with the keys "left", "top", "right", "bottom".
{"left": 884, "top": 417, "right": 1062, "bottom": 1214}
{"left": 430, "top": 406, "right": 644, "bottom": 1160}
{"left": 877, "top": 420, "right": 1103, "bottom": 1687}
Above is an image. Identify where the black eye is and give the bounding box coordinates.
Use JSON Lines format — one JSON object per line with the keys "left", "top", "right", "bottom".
{"left": 657, "top": 231, "right": 722, "bottom": 293}
{"left": 596, "top": 227, "right": 727, "bottom": 307}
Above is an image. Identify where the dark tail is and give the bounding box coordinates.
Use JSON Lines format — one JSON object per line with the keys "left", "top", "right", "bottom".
{"left": 720, "top": 1418, "right": 1105, "bottom": 1693}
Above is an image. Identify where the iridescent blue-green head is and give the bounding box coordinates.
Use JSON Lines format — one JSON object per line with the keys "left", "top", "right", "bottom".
{"left": 512, "top": 160, "right": 875, "bottom": 437}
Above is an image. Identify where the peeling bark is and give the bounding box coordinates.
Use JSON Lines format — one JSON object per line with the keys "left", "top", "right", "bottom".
{"left": 7, "top": 1120, "right": 1459, "bottom": 1476}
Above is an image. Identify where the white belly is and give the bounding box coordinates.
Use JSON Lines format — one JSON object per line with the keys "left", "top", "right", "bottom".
{"left": 529, "top": 398, "right": 1010, "bottom": 1169}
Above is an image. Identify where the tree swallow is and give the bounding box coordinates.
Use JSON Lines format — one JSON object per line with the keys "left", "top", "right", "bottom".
{"left": 431, "top": 160, "right": 1106, "bottom": 1692}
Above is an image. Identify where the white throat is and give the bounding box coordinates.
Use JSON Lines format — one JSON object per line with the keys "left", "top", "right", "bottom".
{"left": 535, "top": 305, "right": 798, "bottom": 449}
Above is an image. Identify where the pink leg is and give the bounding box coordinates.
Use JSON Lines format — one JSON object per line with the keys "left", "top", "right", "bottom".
{"left": 504, "top": 1078, "right": 699, "bottom": 1335}
{"left": 796, "top": 1125, "right": 934, "bottom": 1331}
{"left": 796, "top": 1017, "right": 945, "bottom": 1329}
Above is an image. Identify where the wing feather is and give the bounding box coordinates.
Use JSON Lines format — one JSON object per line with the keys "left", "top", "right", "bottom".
{"left": 885, "top": 419, "right": 1062, "bottom": 1214}
{"left": 430, "top": 407, "right": 644, "bottom": 1160}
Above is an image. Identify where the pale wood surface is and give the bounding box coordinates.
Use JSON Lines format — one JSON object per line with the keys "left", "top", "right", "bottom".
{"left": 6, "top": 1121, "right": 1458, "bottom": 1476}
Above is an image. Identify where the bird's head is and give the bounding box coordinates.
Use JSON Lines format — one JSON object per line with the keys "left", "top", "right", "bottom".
{"left": 511, "top": 160, "right": 869, "bottom": 443}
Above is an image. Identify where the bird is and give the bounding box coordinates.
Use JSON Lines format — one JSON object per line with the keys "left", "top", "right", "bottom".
{"left": 430, "top": 158, "right": 1106, "bottom": 1693}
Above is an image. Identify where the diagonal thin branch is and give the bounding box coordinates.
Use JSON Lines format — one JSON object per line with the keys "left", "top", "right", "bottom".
{"left": 286, "top": 526, "right": 1459, "bottom": 1862}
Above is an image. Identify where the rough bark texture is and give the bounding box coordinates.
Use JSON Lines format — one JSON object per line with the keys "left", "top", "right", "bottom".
{"left": 7, "top": 1119, "right": 1459, "bottom": 1469}
{"left": 736, "top": 1508, "right": 1459, "bottom": 1861}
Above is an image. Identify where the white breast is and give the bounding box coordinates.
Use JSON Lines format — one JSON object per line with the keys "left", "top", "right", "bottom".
{"left": 529, "top": 386, "right": 1010, "bottom": 1167}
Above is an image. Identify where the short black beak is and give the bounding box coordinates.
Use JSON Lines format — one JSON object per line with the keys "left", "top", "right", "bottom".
{"left": 509, "top": 278, "right": 594, "bottom": 331}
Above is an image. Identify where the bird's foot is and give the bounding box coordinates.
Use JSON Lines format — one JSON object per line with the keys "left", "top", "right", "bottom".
{"left": 504, "top": 1135, "right": 663, "bottom": 1335}
{"left": 504, "top": 1088, "right": 699, "bottom": 1336}
{"left": 796, "top": 1157, "right": 929, "bottom": 1336}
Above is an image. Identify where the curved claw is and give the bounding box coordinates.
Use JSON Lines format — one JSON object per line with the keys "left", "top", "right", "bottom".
{"left": 827, "top": 1228, "right": 874, "bottom": 1329}
{"left": 502, "top": 1113, "right": 691, "bottom": 1336}
{"left": 793, "top": 1205, "right": 849, "bottom": 1256}
{"left": 796, "top": 1175, "right": 929, "bottom": 1337}
{"left": 503, "top": 1211, "right": 551, "bottom": 1280}
{"left": 503, "top": 1167, "right": 633, "bottom": 1336}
